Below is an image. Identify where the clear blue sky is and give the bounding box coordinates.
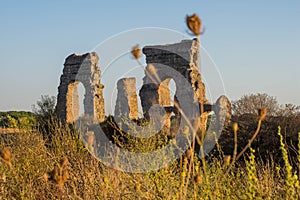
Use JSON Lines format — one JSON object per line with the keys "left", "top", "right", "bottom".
{"left": 0, "top": 0, "right": 299, "bottom": 113}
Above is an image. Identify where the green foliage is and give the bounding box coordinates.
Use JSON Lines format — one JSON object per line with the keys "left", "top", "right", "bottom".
{"left": 32, "top": 95, "right": 57, "bottom": 139}
{"left": 0, "top": 111, "right": 36, "bottom": 129}
{"left": 278, "top": 126, "right": 300, "bottom": 199}
{"left": 32, "top": 95, "right": 56, "bottom": 118}
{"left": 245, "top": 148, "right": 258, "bottom": 199}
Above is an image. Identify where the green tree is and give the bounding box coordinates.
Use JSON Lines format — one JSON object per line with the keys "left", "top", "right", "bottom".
{"left": 32, "top": 95, "right": 56, "bottom": 118}
{"left": 32, "top": 95, "right": 57, "bottom": 137}
{"left": 6, "top": 115, "right": 18, "bottom": 128}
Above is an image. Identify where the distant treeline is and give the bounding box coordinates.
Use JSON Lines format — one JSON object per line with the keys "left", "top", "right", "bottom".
{"left": 0, "top": 111, "right": 36, "bottom": 129}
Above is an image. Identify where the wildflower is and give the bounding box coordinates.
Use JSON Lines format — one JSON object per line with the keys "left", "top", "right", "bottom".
{"left": 131, "top": 44, "right": 141, "bottom": 60}
{"left": 258, "top": 108, "right": 267, "bottom": 121}
{"left": 181, "top": 171, "right": 186, "bottom": 178}
{"left": 186, "top": 14, "right": 203, "bottom": 36}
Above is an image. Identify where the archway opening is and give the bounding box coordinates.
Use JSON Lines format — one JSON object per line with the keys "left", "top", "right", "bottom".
{"left": 78, "top": 82, "right": 85, "bottom": 117}
{"left": 66, "top": 81, "right": 86, "bottom": 123}
{"left": 157, "top": 78, "right": 178, "bottom": 136}
{"left": 158, "top": 78, "right": 177, "bottom": 107}
{"left": 169, "top": 79, "right": 176, "bottom": 107}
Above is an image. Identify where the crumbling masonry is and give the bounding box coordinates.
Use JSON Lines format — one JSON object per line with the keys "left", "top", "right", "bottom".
{"left": 56, "top": 39, "right": 231, "bottom": 134}
{"left": 139, "top": 39, "right": 210, "bottom": 133}
{"left": 56, "top": 53, "right": 105, "bottom": 123}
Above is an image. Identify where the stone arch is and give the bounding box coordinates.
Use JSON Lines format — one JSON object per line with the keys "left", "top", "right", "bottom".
{"left": 56, "top": 52, "right": 105, "bottom": 124}
{"left": 139, "top": 39, "right": 209, "bottom": 132}
{"left": 158, "top": 79, "right": 171, "bottom": 107}
{"left": 77, "top": 82, "right": 85, "bottom": 116}
{"left": 157, "top": 78, "right": 177, "bottom": 108}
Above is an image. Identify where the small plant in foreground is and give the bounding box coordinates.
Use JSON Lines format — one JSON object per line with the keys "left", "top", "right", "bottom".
{"left": 278, "top": 126, "right": 299, "bottom": 199}
{"left": 246, "top": 148, "right": 258, "bottom": 200}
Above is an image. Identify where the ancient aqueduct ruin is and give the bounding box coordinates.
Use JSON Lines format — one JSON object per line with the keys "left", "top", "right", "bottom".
{"left": 56, "top": 39, "right": 231, "bottom": 135}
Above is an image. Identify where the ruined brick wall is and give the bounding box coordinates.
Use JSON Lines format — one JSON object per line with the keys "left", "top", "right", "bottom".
{"left": 56, "top": 52, "right": 105, "bottom": 123}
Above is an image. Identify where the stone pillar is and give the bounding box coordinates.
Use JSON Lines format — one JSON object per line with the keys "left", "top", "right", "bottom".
{"left": 213, "top": 95, "right": 232, "bottom": 127}
{"left": 114, "top": 78, "right": 138, "bottom": 120}
{"left": 56, "top": 52, "right": 105, "bottom": 124}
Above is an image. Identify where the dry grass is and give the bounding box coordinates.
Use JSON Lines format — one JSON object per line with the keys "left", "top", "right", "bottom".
{"left": 0, "top": 128, "right": 21, "bottom": 134}
{"left": 0, "top": 117, "right": 299, "bottom": 200}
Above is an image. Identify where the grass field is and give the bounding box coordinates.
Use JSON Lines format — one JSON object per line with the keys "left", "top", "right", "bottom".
{"left": 0, "top": 116, "right": 299, "bottom": 200}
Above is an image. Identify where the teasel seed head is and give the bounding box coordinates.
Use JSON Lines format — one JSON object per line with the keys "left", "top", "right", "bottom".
{"left": 131, "top": 44, "right": 141, "bottom": 60}
{"left": 258, "top": 108, "right": 267, "bottom": 121}
{"left": 186, "top": 13, "right": 203, "bottom": 36}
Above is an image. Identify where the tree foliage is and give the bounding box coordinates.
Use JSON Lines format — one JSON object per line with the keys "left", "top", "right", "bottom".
{"left": 232, "top": 93, "right": 300, "bottom": 117}
{"left": 0, "top": 112, "right": 35, "bottom": 129}
{"left": 232, "top": 93, "right": 280, "bottom": 116}
{"left": 32, "top": 95, "right": 56, "bottom": 118}
{"left": 32, "top": 95, "right": 57, "bottom": 136}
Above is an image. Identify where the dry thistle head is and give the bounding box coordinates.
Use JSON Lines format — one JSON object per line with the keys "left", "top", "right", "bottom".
{"left": 47, "top": 158, "right": 69, "bottom": 189}
{"left": 0, "top": 147, "right": 12, "bottom": 164}
{"left": 194, "top": 174, "right": 202, "bottom": 185}
{"left": 233, "top": 122, "right": 238, "bottom": 133}
{"left": 224, "top": 155, "right": 231, "bottom": 166}
{"left": 258, "top": 108, "right": 267, "bottom": 121}
{"left": 60, "top": 157, "right": 69, "bottom": 168}
{"left": 131, "top": 44, "right": 141, "bottom": 60}
{"left": 52, "top": 165, "right": 68, "bottom": 189}
{"left": 186, "top": 13, "right": 202, "bottom": 36}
